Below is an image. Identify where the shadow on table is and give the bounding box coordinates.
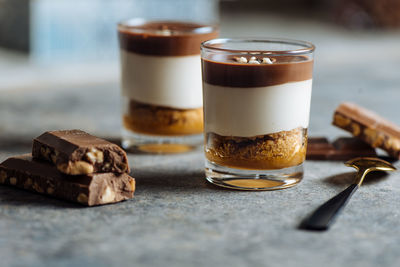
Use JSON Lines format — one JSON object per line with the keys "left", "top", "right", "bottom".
{"left": 133, "top": 168, "right": 226, "bottom": 192}
{"left": 0, "top": 186, "right": 81, "bottom": 208}
{"left": 323, "top": 171, "right": 389, "bottom": 186}
{"left": 0, "top": 168, "right": 228, "bottom": 208}
{"left": 133, "top": 169, "right": 208, "bottom": 190}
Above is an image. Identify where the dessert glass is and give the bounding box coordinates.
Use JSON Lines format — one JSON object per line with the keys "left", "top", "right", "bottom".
{"left": 201, "top": 38, "right": 315, "bottom": 190}
{"left": 118, "top": 19, "right": 218, "bottom": 153}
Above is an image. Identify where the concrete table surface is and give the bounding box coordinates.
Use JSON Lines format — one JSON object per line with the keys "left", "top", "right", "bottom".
{"left": 1, "top": 12, "right": 400, "bottom": 267}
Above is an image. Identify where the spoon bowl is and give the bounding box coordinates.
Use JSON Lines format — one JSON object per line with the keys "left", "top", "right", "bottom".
{"left": 345, "top": 157, "right": 396, "bottom": 186}
{"left": 345, "top": 157, "right": 396, "bottom": 172}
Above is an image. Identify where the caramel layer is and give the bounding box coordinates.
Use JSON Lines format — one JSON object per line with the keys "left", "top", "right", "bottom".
{"left": 123, "top": 100, "right": 203, "bottom": 136}
{"left": 205, "top": 128, "right": 307, "bottom": 170}
{"left": 118, "top": 21, "right": 218, "bottom": 56}
{"left": 202, "top": 57, "right": 313, "bottom": 87}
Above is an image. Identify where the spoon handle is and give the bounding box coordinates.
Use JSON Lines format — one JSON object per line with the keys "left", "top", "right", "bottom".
{"left": 300, "top": 184, "right": 358, "bottom": 231}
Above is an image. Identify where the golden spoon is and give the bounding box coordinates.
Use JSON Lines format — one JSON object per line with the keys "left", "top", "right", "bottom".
{"left": 301, "top": 157, "right": 396, "bottom": 231}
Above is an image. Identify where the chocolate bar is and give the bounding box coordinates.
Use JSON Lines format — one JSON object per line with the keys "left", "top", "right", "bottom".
{"left": 333, "top": 102, "right": 400, "bottom": 158}
{"left": 32, "top": 130, "right": 129, "bottom": 175}
{"left": 0, "top": 154, "right": 135, "bottom": 206}
{"left": 306, "top": 137, "right": 377, "bottom": 160}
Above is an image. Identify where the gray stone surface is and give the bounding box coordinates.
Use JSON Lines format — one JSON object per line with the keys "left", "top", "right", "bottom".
{"left": 1, "top": 11, "right": 400, "bottom": 267}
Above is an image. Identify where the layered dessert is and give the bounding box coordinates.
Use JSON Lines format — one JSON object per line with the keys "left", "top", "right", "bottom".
{"left": 118, "top": 20, "right": 218, "bottom": 137}
{"left": 202, "top": 55, "right": 314, "bottom": 170}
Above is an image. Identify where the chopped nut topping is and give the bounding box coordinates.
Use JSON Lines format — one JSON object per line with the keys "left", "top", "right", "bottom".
{"left": 235, "top": 56, "right": 275, "bottom": 64}
{"left": 248, "top": 56, "right": 260, "bottom": 64}
{"left": 101, "top": 186, "right": 116, "bottom": 203}
{"left": 85, "top": 148, "right": 104, "bottom": 164}
{"left": 234, "top": 57, "right": 248, "bottom": 63}
{"left": 157, "top": 29, "right": 172, "bottom": 36}
{"left": 77, "top": 193, "right": 88, "bottom": 204}
{"left": 9, "top": 177, "right": 17, "bottom": 185}
{"left": 262, "top": 57, "right": 273, "bottom": 64}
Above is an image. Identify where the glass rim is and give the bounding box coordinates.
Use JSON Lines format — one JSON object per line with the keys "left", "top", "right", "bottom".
{"left": 201, "top": 38, "right": 315, "bottom": 55}
{"left": 118, "top": 18, "right": 219, "bottom": 35}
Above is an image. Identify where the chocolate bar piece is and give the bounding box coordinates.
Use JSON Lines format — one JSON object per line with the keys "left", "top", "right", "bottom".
{"left": 32, "top": 130, "right": 129, "bottom": 175}
{"left": 307, "top": 137, "right": 377, "bottom": 160}
{"left": 0, "top": 155, "right": 135, "bottom": 206}
{"left": 333, "top": 102, "right": 400, "bottom": 158}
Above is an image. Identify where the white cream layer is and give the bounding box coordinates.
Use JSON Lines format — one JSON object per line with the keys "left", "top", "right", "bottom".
{"left": 121, "top": 50, "right": 203, "bottom": 109}
{"left": 203, "top": 79, "right": 313, "bottom": 137}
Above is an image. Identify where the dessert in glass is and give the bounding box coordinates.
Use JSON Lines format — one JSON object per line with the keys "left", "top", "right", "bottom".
{"left": 118, "top": 19, "right": 218, "bottom": 153}
{"left": 201, "top": 38, "right": 315, "bottom": 190}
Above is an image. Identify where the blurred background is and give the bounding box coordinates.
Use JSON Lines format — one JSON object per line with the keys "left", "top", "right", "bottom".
{"left": 0, "top": 0, "right": 399, "bottom": 138}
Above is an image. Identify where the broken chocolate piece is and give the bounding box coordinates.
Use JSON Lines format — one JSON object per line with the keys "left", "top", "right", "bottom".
{"left": 307, "top": 137, "right": 377, "bottom": 160}
{"left": 32, "top": 130, "right": 130, "bottom": 175}
{"left": 332, "top": 102, "right": 400, "bottom": 158}
{"left": 0, "top": 154, "right": 135, "bottom": 206}
{"left": 306, "top": 137, "right": 334, "bottom": 160}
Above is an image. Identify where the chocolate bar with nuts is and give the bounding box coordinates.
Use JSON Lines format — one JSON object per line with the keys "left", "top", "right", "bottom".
{"left": 32, "top": 130, "right": 129, "bottom": 175}
{"left": 307, "top": 137, "right": 377, "bottom": 160}
{"left": 0, "top": 154, "right": 135, "bottom": 206}
{"left": 333, "top": 102, "right": 400, "bottom": 158}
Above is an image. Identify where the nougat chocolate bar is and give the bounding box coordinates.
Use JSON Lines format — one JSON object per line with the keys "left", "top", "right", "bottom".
{"left": 32, "top": 130, "right": 129, "bottom": 175}
{"left": 0, "top": 154, "right": 135, "bottom": 206}
{"left": 333, "top": 102, "right": 400, "bottom": 158}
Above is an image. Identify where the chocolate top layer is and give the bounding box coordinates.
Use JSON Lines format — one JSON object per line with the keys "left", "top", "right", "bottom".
{"left": 118, "top": 21, "right": 218, "bottom": 56}
{"left": 202, "top": 55, "right": 313, "bottom": 87}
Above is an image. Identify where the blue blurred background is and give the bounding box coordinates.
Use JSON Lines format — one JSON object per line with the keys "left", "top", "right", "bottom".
{"left": 0, "top": 0, "right": 399, "bottom": 92}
